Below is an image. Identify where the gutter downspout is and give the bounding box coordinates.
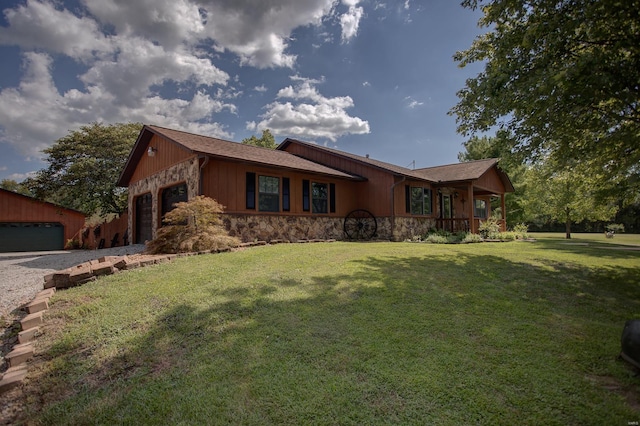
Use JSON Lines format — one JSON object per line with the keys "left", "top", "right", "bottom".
{"left": 390, "top": 176, "right": 407, "bottom": 241}
{"left": 199, "top": 155, "right": 209, "bottom": 196}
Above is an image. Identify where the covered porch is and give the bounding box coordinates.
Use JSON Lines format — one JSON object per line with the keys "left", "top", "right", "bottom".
{"left": 416, "top": 158, "right": 514, "bottom": 235}
{"left": 433, "top": 184, "right": 507, "bottom": 234}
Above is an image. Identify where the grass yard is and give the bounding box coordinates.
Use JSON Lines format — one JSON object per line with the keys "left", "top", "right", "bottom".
{"left": 5, "top": 237, "right": 640, "bottom": 424}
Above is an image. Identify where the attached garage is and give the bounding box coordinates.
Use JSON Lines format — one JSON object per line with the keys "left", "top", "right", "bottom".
{"left": 0, "top": 189, "right": 86, "bottom": 252}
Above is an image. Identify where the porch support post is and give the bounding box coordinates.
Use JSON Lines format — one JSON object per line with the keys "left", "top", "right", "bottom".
{"left": 467, "top": 184, "right": 475, "bottom": 233}
{"left": 501, "top": 193, "right": 507, "bottom": 232}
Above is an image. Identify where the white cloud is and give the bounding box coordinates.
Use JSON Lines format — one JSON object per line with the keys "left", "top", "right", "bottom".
{"left": 339, "top": 2, "right": 364, "bottom": 43}
{"left": 0, "top": 0, "right": 370, "bottom": 158}
{"left": 254, "top": 85, "right": 268, "bottom": 93}
{"left": 250, "top": 76, "right": 369, "bottom": 141}
{"left": 405, "top": 96, "right": 424, "bottom": 108}
{"left": 0, "top": 0, "right": 111, "bottom": 61}
{"left": 363, "top": 81, "right": 371, "bottom": 87}
{"left": 0, "top": 52, "right": 234, "bottom": 157}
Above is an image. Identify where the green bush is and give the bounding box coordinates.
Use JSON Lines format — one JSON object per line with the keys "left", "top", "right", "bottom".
{"left": 512, "top": 223, "right": 529, "bottom": 240}
{"left": 462, "top": 233, "right": 483, "bottom": 243}
{"left": 425, "top": 234, "right": 450, "bottom": 244}
{"left": 478, "top": 216, "right": 501, "bottom": 239}
{"left": 498, "top": 232, "right": 517, "bottom": 241}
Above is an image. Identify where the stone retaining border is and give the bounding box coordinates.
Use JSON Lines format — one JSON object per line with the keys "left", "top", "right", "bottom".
{"left": 0, "top": 239, "right": 335, "bottom": 393}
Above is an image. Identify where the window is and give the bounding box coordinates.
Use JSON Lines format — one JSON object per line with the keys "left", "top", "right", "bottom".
{"left": 312, "top": 182, "right": 328, "bottom": 213}
{"left": 474, "top": 199, "right": 487, "bottom": 218}
{"left": 246, "top": 172, "right": 256, "bottom": 209}
{"left": 408, "top": 187, "right": 432, "bottom": 215}
{"left": 161, "top": 183, "right": 188, "bottom": 217}
{"left": 258, "top": 175, "right": 279, "bottom": 212}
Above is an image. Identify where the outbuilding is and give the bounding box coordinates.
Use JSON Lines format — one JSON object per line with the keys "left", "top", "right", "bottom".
{"left": 0, "top": 188, "right": 86, "bottom": 252}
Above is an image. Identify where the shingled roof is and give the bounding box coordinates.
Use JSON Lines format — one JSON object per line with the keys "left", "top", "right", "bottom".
{"left": 118, "top": 125, "right": 362, "bottom": 186}
{"left": 278, "top": 138, "right": 430, "bottom": 181}
{"left": 415, "top": 158, "right": 515, "bottom": 192}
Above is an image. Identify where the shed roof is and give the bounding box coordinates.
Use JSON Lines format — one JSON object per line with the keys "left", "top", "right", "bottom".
{"left": 118, "top": 125, "right": 363, "bottom": 186}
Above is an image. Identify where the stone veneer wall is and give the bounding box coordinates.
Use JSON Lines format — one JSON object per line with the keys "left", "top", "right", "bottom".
{"left": 224, "top": 214, "right": 346, "bottom": 242}
{"left": 127, "top": 157, "right": 200, "bottom": 241}
{"left": 223, "top": 214, "right": 435, "bottom": 242}
{"left": 392, "top": 216, "right": 437, "bottom": 241}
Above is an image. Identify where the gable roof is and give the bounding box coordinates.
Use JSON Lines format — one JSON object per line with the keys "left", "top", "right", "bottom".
{"left": 415, "top": 158, "right": 515, "bottom": 192}
{"left": 278, "top": 138, "right": 430, "bottom": 181}
{"left": 118, "top": 125, "right": 363, "bottom": 186}
{"left": 0, "top": 188, "right": 87, "bottom": 217}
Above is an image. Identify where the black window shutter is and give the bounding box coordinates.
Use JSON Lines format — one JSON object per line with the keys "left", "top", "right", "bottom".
{"left": 302, "top": 179, "right": 310, "bottom": 212}
{"left": 246, "top": 172, "right": 256, "bottom": 210}
{"left": 283, "top": 177, "right": 290, "bottom": 211}
{"left": 329, "top": 183, "right": 336, "bottom": 213}
{"left": 405, "top": 185, "right": 411, "bottom": 213}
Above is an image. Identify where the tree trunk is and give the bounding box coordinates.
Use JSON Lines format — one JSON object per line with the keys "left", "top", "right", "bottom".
{"left": 565, "top": 208, "right": 572, "bottom": 239}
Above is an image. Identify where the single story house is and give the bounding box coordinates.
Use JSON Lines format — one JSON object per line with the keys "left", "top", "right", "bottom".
{"left": 117, "top": 125, "right": 514, "bottom": 243}
{"left": 0, "top": 188, "right": 86, "bottom": 252}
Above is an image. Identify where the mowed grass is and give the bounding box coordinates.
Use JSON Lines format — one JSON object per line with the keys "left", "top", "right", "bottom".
{"left": 15, "top": 237, "right": 640, "bottom": 424}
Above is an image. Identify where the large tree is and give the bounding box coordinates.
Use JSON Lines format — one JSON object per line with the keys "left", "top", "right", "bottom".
{"left": 452, "top": 0, "right": 640, "bottom": 198}
{"left": 241, "top": 129, "right": 277, "bottom": 149}
{"left": 522, "top": 159, "right": 618, "bottom": 238}
{"left": 24, "top": 122, "right": 142, "bottom": 216}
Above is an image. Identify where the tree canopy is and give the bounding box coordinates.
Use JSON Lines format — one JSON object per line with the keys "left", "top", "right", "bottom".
{"left": 522, "top": 159, "right": 618, "bottom": 238}
{"left": 24, "top": 122, "right": 142, "bottom": 216}
{"left": 241, "top": 129, "right": 277, "bottom": 149}
{"left": 452, "top": 0, "right": 640, "bottom": 197}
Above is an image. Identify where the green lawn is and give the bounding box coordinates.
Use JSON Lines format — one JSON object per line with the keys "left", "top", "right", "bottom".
{"left": 12, "top": 238, "right": 640, "bottom": 424}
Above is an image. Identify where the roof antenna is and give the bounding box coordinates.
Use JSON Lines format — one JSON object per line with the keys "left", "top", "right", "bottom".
{"left": 366, "top": 154, "right": 369, "bottom": 158}
{"left": 406, "top": 160, "right": 415, "bottom": 170}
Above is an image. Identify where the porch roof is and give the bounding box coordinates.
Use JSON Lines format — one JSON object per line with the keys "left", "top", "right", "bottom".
{"left": 414, "top": 158, "right": 515, "bottom": 192}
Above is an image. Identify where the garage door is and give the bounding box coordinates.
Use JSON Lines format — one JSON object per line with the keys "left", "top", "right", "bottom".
{"left": 0, "top": 222, "right": 64, "bottom": 252}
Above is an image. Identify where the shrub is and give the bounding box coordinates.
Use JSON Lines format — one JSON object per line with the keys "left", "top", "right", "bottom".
{"left": 498, "top": 232, "right": 517, "bottom": 241}
{"left": 478, "top": 216, "right": 501, "bottom": 239}
{"left": 425, "top": 234, "right": 449, "bottom": 244}
{"left": 146, "top": 196, "right": 240, "bottom": 254}
{"left": 462, "top": 233, "right": 483, "bottom": 243}
{"left": 512, "top": 223, "right": 529, "bottom": 240}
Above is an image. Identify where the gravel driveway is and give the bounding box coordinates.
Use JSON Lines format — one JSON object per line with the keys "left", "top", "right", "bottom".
{"left": 0, "top": 245, "right": 145, "bottom": 318}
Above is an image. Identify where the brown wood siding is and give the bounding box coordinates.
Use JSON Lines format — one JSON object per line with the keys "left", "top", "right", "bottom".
{"left": 475, "top": 169, "right": 506, "bottom": 194}
{"left": 0, "top": 190, "right": 86, "bottom": 244}
{"left": 129, "top": 134, "right": 195, "bottom": 184}
{"left": 283, "top": 144, "right": 396, "bottom": 216}
{"left": 201, "top": 159, "right": 360, "bottom": 216}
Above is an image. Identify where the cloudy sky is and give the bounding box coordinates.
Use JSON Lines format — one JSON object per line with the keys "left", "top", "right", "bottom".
{"left": 0, "top": 0, "right": 485, "bottom": 182}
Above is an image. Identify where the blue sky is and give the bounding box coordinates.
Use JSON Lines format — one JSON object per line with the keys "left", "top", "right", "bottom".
{"left": 0, "top": 0, "right": 485, "bottom": 182}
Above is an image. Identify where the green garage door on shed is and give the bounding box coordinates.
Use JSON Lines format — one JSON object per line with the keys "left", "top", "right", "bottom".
{"left": 0, "top": 222, "right": 65, "bottom": 252}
